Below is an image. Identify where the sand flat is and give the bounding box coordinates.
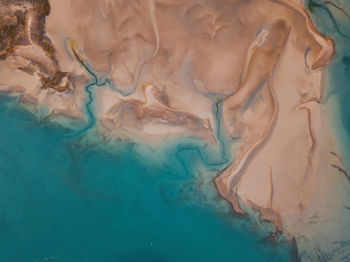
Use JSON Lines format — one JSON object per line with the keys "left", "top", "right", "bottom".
{"left": 1, "top": 0, "right": 347, "bottom": 260}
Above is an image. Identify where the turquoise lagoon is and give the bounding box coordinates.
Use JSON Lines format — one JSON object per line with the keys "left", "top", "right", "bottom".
{"left": 0, "top": 93, "right": 294, "bottom": 262}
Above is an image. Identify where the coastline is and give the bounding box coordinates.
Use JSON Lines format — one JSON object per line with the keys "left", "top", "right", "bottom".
{"left": 0, "top": 0, "right": 349, "bottom": 261}
{"left": 0, "top": 94, "right": 297, "bottom": 261}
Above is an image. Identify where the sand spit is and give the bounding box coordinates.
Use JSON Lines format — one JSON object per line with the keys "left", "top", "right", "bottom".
{"left": 0, "top": 0, "right": 348, "bottom": 260}
{"left": 215, "top": 0, "right": 334, "bottom": 218}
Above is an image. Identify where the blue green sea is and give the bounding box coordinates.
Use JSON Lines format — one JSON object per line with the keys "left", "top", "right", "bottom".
{"left": 0, "top": 95, "right": 294, "bottom": 261}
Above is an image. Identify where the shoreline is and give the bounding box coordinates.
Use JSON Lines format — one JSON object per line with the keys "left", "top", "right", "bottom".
{"left": 0, "top": 0, "right": 348, "bottom": 260}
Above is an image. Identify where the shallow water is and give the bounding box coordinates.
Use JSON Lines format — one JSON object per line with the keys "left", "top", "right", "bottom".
{"left": 0, "top": 96, "right": 294, "bottom": 261}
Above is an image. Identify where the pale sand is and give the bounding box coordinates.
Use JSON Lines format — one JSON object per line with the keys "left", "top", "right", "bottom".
{"left": 0, "top": 0, "right": 348, "bottom": 259}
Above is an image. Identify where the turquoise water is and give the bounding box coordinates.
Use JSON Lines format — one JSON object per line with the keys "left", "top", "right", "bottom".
{"left": 0, "top": 95, "right": 294, "bottom": 261}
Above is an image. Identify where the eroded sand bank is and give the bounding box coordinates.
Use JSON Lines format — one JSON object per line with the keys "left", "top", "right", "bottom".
{"left": 0, "top": 0, "right": 349, "bottom": 260}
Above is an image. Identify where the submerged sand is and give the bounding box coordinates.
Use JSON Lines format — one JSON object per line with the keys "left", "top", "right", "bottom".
{"left": 0, "top": 0, "right": 349, "bottom": 260}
